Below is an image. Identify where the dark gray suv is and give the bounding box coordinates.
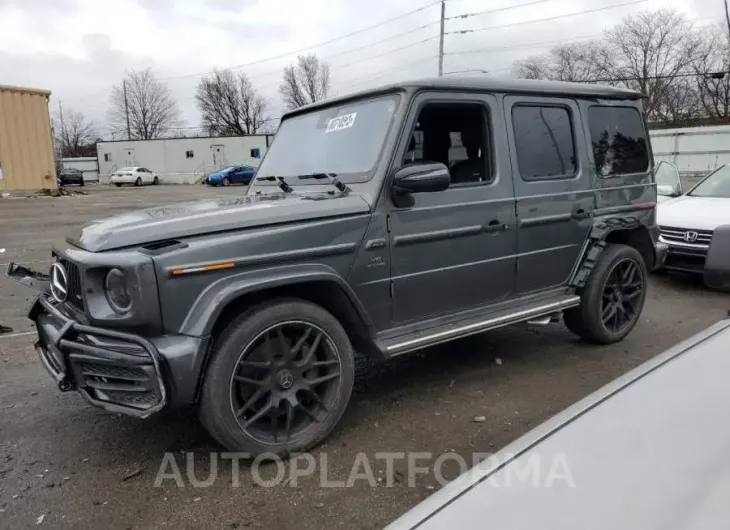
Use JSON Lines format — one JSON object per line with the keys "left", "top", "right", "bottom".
{"left": 9, "top": 77, "right": 666, "bottom": 457}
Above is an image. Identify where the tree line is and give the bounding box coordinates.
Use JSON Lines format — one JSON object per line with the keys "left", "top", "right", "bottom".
{"left": 54, "top": 8, "right": 727, "bottom": 157}
{"left": 512, "top": 9, "right": 730, "bottom": 125}
{"left": 54, "top": 53, "right": 330, "bottom": 156}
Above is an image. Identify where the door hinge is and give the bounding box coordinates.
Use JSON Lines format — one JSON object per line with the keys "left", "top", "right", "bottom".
{"left": 390, "top": 280, "right": 395, "bottom": 298}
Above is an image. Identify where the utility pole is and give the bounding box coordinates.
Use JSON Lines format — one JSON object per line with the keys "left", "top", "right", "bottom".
{"left": 725, "top": 0, "right": 730, "bottom": 45}
{"left": 438, "top": 0, "right": 445, "bottom": 77}
{"left": 57, "top": 100, "right": 66, "bottom": 162}
{"left": 123, "top": 79, "right": 131, "bottom": 140}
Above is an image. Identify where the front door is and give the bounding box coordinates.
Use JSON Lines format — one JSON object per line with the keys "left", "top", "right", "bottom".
{"left": 387, "top": 93, "right": 518, "bottom": 324}
{"left": 211, "top": 145, "right": 227, "bottom": 170}
{"left": 503, "top": 96, "right": 594, "bottom": 294}
{"left": 124, "top": 148, "right": 136, "bottom": 167}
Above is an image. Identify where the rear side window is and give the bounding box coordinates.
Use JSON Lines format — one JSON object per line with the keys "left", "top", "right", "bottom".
{"left": 588, "top": 106, "right": 649, "bottom": 177}
{"left": 512, "top": 105, "right": 576, "bottom": 180}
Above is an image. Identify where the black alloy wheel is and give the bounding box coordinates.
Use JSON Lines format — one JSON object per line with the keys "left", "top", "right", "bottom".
{"left": 600, "top": 258, "right": 643, "bottom": 334}
{"left": 229, "top": 321, "right": 342, "bottom": 445}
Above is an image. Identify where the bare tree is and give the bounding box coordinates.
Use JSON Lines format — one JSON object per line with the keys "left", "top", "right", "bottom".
{"left": 108, "top": 68, "right": 182, "bottom": 140}
{"left": 53, "top": 109, "right": 98, "bottom": 157}
{"left": 693, "top": 26, "right": 730, "bottom": 119}
{"left": 195, "top": 69, "right": 268, "bottom": 136}
{"left": 598, "top": 9, "right": 702, "bottom": 121}
{"left": 514, "top": 42, "right": 603, "bottom": 82}
{"left": 279, "top": 54, "right": 331, "bottom": 110}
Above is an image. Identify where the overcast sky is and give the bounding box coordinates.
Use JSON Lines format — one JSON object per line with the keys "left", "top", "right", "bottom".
{"left": 0, "top": 0, "right": 722, "bottom": 136}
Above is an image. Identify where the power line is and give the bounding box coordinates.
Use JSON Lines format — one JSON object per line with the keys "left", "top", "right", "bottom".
{"left": 158, "top": 0, "right": 444, "bottom": 82}
{"left": 446, "top": 0, "right": 649, "bottom": 36}
{"left": 446, "top": 0, "right": 555, "bottom": 20}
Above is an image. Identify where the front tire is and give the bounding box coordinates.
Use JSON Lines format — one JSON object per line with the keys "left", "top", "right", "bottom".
{"left": 153, "top": 176, "right": 159, "bottom": 185}
{"left": 199, "top": 299, "right": 355, "bottom": 457}
{"left": 222, "top": 177, "right": 231, "bottom": 187}
{"left": 114, "top": 183, "right": 122, "bottom": 187}
{"left": 135, "top": 177, "right": 142, "bottom": 186}
{"left": 564, "top": 244, "right": 647, "bottom": 344}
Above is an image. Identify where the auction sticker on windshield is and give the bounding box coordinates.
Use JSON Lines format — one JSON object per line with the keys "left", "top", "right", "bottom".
{"left": 326, "top": 113, "right": 357, "bottom": 133}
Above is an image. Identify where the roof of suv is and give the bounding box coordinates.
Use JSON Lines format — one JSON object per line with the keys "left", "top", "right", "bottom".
{"left": 285, "top": 76, "right": 642, "bottom": 118}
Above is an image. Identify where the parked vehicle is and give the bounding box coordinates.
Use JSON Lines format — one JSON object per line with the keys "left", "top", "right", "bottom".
{"left": 657, "top": 163, "right": 730, "bottom": 278}
{"left": 8, "top": 77, "right": 665, "bottom": 458}
{"left": 57, "top": 167, "right": 84, "bottom": 187}
{"left": 205, "top": 165, "right": 256, "bottom": 186}
{"left": 385, "top": 316, "right": 730, "bottom": 530}
{"left": 110, "top": 167, "right": 159, "bottom": 187}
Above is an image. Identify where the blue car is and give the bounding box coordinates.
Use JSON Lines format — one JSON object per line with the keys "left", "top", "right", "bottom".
{"left": 205, "top": 165, "right": 256, "bottom": 186}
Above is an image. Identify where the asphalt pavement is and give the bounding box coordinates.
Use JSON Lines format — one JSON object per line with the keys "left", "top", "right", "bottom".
{"left": 1, "top": 184, "right": 728, "bottom": 529}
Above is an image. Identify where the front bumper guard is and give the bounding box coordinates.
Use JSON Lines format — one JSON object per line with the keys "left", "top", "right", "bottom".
{"left": 30, "top": 294, "right": 169, "bottom": 418}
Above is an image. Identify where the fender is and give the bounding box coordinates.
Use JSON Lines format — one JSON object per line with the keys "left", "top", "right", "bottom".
{"left": 570, "top": 211, "right": 656, "bottom": 287}
{"left": 178, "top": 262, "right": 374, "bottom": 338}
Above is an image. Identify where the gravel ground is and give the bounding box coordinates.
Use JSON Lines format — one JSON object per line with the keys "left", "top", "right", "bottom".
{"left": 1, "top": 184, "right": 728, "bottom": 529}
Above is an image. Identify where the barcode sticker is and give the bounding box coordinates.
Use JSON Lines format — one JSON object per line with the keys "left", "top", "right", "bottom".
{"left": 326, "top": 112, "right": 357, "bottom": 133}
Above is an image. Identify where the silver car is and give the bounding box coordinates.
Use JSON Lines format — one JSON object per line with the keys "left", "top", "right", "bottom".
{"left": 387, "top": 315, "right": 730, "bottom": 530}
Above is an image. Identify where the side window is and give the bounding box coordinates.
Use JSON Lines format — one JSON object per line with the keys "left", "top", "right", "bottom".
{"left": 402, "top": 102, "right": 492, "bottom": 186}
{"left": 588, "top": 106, "right": 649, "bottom": 177}
{"left": 512, "top": 105, "right": 576, "bottom": 180}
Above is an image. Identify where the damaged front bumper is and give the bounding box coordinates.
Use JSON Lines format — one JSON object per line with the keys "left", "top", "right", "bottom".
{"left": 7, "top": 262, "right": 205, "bottom": 418}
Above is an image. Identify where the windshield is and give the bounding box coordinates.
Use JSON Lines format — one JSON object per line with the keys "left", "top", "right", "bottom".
{"left": 253, "top": 94, "right": 400, "bottom": 185}
{"left": 688, "top": 165, "right": 730, "bottom": 198}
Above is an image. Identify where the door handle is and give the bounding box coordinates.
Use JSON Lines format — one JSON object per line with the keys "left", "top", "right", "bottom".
{"left": 484, "top": 219, "right": 508, "bottom": 233}
{"left": 571, "top": 208, "right": 591, "bottom": 220}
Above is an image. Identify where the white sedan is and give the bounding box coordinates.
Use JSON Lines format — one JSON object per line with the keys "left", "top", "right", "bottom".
{"left": 657, "top": 163, "right": 730, "bottom": 274}
{"left": 110, "top": 167, "right": 160, "bottom": 187}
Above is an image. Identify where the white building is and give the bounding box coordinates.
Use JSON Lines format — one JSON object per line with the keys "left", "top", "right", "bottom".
{"left": 650, "top": 124, "right": 730, "bottom": 178}
{"left": 60, "top": 157, "right": 99, "bottom": 183}
{"left": 96, "top": 134, "right": 274, "bottom": 184}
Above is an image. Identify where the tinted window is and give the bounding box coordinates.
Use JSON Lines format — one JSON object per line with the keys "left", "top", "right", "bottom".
{"left": 588, "top": 106, "right": 649, "bottom": 177}
{"left": 512, "top": 105, "right": 576, "bottom": 180}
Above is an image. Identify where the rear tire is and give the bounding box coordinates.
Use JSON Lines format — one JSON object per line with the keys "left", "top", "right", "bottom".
{"left": 199, "top": 299, "right": 355, "bottom": 458}
{"left": 115, "top": 183, "right": 122, "bottom": 187}
{"left": 564, "top": 244, "right": 647, "bottom": 344}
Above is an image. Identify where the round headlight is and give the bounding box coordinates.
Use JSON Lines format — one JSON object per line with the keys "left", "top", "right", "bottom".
{"left": 104, "top": 268, "right": 132, "bottom": 314}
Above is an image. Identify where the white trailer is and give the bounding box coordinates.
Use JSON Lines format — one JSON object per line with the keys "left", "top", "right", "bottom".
{"left": 60, "top": 157, "right": 99, "bottom": 183}
{"left": 650, "top": 125, "right": 730, "bottom": 178}
{"left": 96, "top": 134, "right": 273, "bottom": 184}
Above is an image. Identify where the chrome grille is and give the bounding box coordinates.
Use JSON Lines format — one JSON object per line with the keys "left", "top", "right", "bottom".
{"left": 659, "top": 226, "right": 713, "bottom": 247}
{"left": 58, "top": 258, "right": 84, "bottom": 311}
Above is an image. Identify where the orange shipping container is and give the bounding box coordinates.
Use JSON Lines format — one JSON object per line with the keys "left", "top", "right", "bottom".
{"left": 0, "top": 84, "right": 58, "bottom": 192}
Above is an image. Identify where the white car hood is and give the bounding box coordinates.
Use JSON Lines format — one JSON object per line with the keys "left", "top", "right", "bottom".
{"left": 657, "top": 195, "right": 730, "bottom": 231}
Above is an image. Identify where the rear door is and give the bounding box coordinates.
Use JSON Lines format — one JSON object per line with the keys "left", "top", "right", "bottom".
{"left": 504, "top": 96, "right": 594, "bottom": 294}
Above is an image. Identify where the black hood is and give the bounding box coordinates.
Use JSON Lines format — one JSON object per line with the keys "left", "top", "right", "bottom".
{"left": 68, "top": 192, "right": 371, "bottom": 252}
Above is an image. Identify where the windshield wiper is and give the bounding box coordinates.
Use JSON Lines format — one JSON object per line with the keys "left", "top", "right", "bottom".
{"left": 255, "top": 175, "right": 293, "bottom": 193}
{"left": 296, "top": 173, "right": 351, "bottom": 195}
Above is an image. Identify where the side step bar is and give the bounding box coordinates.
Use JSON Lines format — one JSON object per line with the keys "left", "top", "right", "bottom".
{"left": 383, "top": 296, "right": 580, "bottom": 357}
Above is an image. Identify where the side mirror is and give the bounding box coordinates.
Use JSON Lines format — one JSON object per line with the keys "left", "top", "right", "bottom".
{"left": 657, "top": 184, "right": 676, "bottom": 197}
{"left": 392, "top": 162, "right": 451, "bottom": 194}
